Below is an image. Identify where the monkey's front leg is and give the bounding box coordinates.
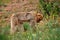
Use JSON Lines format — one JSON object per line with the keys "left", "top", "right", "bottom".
{"left": 29, "top": 20, "right": 36, "bottom": 31}
{"left": 10, "top": 16, "right": 18, "bottom": 34}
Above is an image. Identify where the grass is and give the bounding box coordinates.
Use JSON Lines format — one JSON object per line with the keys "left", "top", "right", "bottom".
{"left": 0, "top": 16, "right": 60, "bottom": 40}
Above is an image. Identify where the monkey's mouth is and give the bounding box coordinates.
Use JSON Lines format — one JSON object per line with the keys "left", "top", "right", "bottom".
{"left": 36, "top": 19, "right": 41, "bottom": 23}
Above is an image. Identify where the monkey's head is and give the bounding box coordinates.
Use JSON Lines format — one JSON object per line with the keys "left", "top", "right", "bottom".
{"left": 35, "top": 13, "right": 43, "bottom": 23}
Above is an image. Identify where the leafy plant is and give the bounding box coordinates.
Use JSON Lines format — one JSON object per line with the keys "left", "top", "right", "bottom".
{"left": 39, "top": 0, "right": 60, "bottom": 16}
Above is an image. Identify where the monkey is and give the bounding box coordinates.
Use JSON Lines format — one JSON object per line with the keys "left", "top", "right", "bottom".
{"left": 10, "top": 11, "right": 43, "bottom": 34}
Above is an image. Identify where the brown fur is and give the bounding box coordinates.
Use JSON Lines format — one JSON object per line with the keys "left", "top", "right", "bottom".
{"left": 10, "top": 11, "right": 43, "bottom": 34}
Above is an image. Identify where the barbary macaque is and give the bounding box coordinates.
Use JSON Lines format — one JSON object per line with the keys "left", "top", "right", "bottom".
{"left": 10, "top": 11, "right": 43, "bottom": 34}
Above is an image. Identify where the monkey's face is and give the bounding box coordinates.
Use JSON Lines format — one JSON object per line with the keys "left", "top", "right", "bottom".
{"left": 35, "top": 13, "right": 43, "bottom": 23}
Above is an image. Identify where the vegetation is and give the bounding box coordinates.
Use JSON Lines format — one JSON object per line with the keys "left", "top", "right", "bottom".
{"left": 39, "top": 0, "right": 60, "bottom": 16}
{"left": 0, "top": 18, "right": 60, "bottom": 40}
{"left": 0, "top": 0, "right": 60, "bottom": 40}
